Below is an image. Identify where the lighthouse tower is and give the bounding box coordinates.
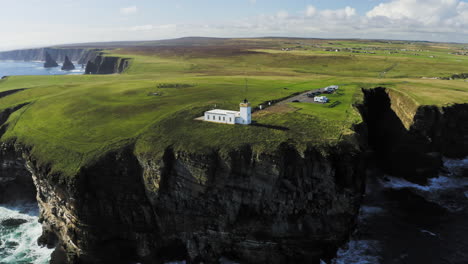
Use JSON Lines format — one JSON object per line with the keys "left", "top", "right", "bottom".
{"left": 239, "top": 99, "right": 251, "bottom": 125}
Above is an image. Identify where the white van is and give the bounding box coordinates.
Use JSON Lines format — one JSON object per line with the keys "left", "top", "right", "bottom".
{"left": 324, "top": 85, "right": 339, "bottom": 93}
{"left": 314, "top": 96, "right": 329, "bottom": 103}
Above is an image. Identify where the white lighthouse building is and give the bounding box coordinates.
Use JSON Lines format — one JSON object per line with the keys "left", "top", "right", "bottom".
{"left": 204, "top": 99, "right": 252, "bottom": 125}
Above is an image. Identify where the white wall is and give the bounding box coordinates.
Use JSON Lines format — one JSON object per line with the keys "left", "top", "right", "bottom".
{"left": 239, "top": 106, "right": 251, "bottom": 125}
{"left": 204, "top": 113, "right": 235, "bottom": 124}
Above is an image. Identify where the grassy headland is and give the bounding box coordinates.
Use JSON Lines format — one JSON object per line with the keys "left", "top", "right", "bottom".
{"left": 0, "top": 38, "right": 467, "bottom": 177}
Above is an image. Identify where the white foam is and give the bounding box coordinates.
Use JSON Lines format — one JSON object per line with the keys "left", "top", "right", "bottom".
{"left": 444, "top": 157, "right": 468, "bottom": 176}
{"left": 381, "top": 175, "right": 468, "bottom": 192}
{"left": 359, "top": 206, "right": 385, "bottom": 221}
{"left": 420, "top": 229, "right": 438, "bottom": 237}
{"left": 0, "top": 203, "right": 54, "bottom": 264}
{"left": 332, "top": 240, "right": 381, "bottom": 264}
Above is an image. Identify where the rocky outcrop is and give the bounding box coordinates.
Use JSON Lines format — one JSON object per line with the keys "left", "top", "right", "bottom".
{"left": 15, "top": 140, "right": 366, "bottom": 264}
{"left": 359, "top": 87, "right": 468, "bottom": 183}
{"left": 85, "top": 55, "right": 131, "bottom": 74}
{"left": 44, "top": 52, "right": 59, "bottom": 68}
{"left": 0, "top": 103, "right": 35, "bottom": 204}
{"left": 61, "top": 56, "right": 75, "bottom": 71}
{"left": 0, "top": 47, "right": 128, "bottom": 75}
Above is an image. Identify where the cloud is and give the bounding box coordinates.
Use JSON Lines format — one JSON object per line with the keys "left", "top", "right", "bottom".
{"left": 120, "top": 6, "right": 138, "bottom": 15}
{"left": 129, "top": 25, "right": 153, "bottom": 31}
{"left": 249, "top": 0, "right": 257, "bottom": 4}
{"left": 306, "top": 5, "right": 317, "bottom": 17}
{"left": 320, "top": 6, "right": 356, "bottom": 19}
{"left": 367, "top": 0, "right": 459, "bottom": 25}
{"left": 276, "top": 10, "right": 289, "bottom": 19}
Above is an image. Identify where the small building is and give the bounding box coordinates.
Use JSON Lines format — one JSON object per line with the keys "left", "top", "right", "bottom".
{"left": 204, "top": 99, "right": 252, "bottom": 125}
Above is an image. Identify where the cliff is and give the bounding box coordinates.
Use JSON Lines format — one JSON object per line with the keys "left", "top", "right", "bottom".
{"left": 0, "top": 86, "right": 467, "bottom": 263}
{"left": 0, "top": 47, "right": 128, "bottom": 74}
{"left": 0, "top": 47, "right": 97, "bottom": 62}
{"left": 85, "top": 54, "right": 131, "bottom": 74}
{"left": 359, "top": 87, "right": 468, "bottom": 183}
{"left": 6, "top": 140, "right": 366, "bottom": 264}
{"left": 44, "top": 52, "right": 59, "bottom": 68}
{"left": 61, "top": 56, "right": 75, "bottom": 71}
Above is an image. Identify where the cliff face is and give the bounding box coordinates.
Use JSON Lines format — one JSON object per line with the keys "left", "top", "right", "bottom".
{"left": 0, "top": 103, "right": 35, "bottom": 204}
{"left": 85, "top": 54, "right": 131, "bottom": 74}
{"left": 0, "top": 48, "right": 96, "bottom": 62}
{"left": 0, "top": 47, "right": 128, "bottom": 74}
{"left": 360, "top": 88, "right": 468, "bottom": 183}
{"left": 4, "top": 138, "right": 366, "bottom": 264}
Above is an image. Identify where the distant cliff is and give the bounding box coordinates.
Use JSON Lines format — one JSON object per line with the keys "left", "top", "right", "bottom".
{"left": 85, "top": 54, "right": 131, "bottom": 74}
{"left": 0, "top": 47, "right": 101, "bottom": 65}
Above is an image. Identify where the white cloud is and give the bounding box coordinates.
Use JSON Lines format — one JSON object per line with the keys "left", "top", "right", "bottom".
{"left": 120, "top": 6, "right": 138, "bottom": 15}
{"left": 129, "top": 25, "right": 153, "bottom": 31}
{"left": 367, "top": 0, "right": 459, "bottom": 25}
{"left": 249, "top": 0, "right": 257, "bottom": 4}
{"left": 276, "top": 10, "right": 289, "bottom": 19}
{"left": 306, "top": 5, "right": 317, "bottom": 17}
{"left": 320, "top": 6, "right": 356, "bottom": 19}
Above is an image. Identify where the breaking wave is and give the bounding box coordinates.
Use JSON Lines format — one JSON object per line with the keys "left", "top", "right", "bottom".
{"left": 0, "top": 203, "right": 53, "bottom": 264}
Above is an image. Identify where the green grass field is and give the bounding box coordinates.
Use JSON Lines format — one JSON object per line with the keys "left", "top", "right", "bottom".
{"left": 0, "top": 38, "right": 467, "bottom": 177}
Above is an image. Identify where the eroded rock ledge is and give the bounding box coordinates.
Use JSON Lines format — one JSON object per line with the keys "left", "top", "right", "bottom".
{"left": 11, "top": 141, "right": 364, "bottom": 264}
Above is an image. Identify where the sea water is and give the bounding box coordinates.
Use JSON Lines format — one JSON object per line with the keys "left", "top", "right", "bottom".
{"left": 0, "top": 203, "right": 53, "bottom": 264}
{"left": 332, "top": 157, "right": 468, "bottom": 264}
{"left": 0, "top": 60, "right": 84, "bottom": 77}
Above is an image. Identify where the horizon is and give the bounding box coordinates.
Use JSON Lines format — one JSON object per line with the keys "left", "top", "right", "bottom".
{"left": 1, "top": 0, "right": 468, "bottom": 51}
{"left": 1, "top": 35, "right": 467, "bottom": 53}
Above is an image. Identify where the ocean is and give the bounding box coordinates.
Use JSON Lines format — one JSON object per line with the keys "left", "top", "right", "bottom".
{"left": 0, "top": 60, "right": 85, "bottom": 77}
{"left": 333, "top": 157, "right": 468, "bottom": 264}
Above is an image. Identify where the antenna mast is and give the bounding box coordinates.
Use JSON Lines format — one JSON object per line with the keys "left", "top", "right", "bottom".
{"left": 244, "top": 78, "right": 248, "bottom": 98}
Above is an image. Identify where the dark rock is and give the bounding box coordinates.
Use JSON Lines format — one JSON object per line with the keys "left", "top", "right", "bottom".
{"left": 85, "top": 54, "right": 130, "bottom": 74}
{"left": 61, "top": 56, "right": 75, "bottom": 71}
{"left": 44, "top": 51, "right": 58, "bottom": 68}
{"left": 5, "top": 241, "right": 19, "bottom": 248}
{"left": 1, "top": 218, "right": 28, "bottom": 227}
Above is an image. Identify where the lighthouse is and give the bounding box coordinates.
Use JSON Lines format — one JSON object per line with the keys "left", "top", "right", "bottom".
{"left": 203, "top": 99, "right": 252, "bottom": 125}
{"left": 239, "top": 99, "right": 251, "bottom": 125}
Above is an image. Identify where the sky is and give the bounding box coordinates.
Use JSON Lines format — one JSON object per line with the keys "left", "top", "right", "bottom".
{"left": 1, "top": 0, "right": 468, "bottom": 51}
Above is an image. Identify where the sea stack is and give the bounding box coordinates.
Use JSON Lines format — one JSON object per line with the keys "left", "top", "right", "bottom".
{"left": 44, "top": 51, "right": 58, "bottom": 68}
{"left": 61, "top": 56, "right": 75, "bottom": 71}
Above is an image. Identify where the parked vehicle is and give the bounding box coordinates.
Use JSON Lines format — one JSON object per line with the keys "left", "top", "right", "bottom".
{"left": 314, "top": 96, "right": 329, "bottom": 103}
{"left": 324, "top": 85, "right": 339, "bottom": 93}
{"left": 307, "top": 91, "right": 321, "bottom": 97}
{"left": 292, "top": 99, "right": 300, "bottom": 102}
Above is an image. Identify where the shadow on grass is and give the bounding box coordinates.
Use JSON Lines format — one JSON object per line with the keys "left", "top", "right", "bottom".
{"left": 251, "top": 122, "right": 289, "bottom": 131}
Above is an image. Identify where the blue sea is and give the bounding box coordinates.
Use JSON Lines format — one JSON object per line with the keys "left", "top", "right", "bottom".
{"left": 0, "top": 60, "right": 85, "bottom": 77}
